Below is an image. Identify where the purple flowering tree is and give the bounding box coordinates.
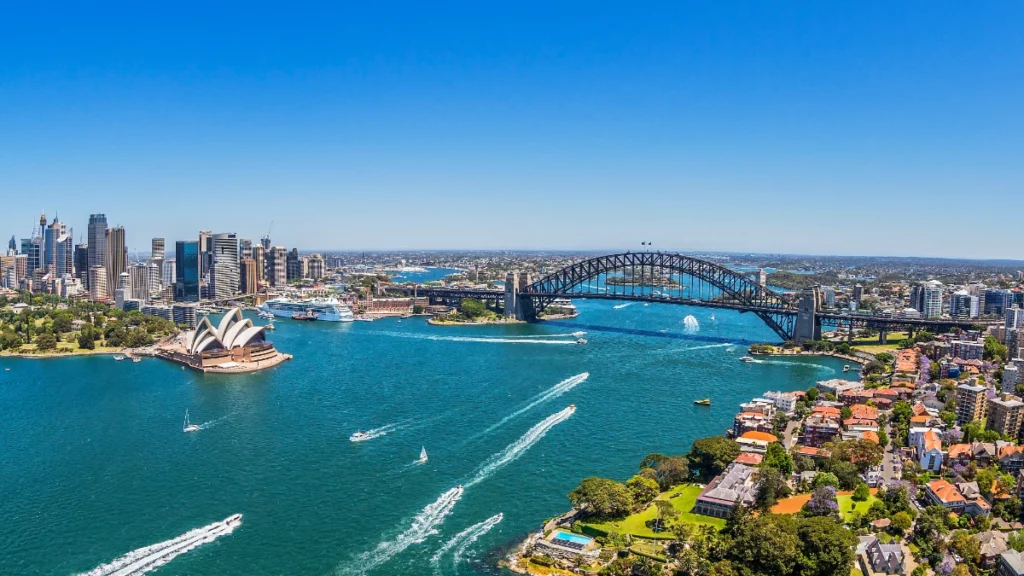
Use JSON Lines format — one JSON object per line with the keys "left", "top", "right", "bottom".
{"left": 936, "top": 559, "right": 955, "bottom": 576}
{"left": 943, "top": 429, "right": 963, "bottom": 446}
{"left": 805, "top": 486, "right": 839, "bottom": 517}
{"left": 919, "top": 356, "right": 932, "bottom": 384}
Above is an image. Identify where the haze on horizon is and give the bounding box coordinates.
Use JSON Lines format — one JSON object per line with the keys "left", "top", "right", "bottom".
{"left": 1, "top": 2, "right": 1021, "bottom": 259}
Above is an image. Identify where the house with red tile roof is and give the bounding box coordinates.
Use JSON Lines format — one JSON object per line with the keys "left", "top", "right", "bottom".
{"left": 925, "top": 479, "right": 966, "bottom": 512}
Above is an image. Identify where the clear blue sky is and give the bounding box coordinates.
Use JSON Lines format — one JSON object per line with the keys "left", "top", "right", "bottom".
{"left": 1, "top": 2, "right": 1021, "bottom": 257}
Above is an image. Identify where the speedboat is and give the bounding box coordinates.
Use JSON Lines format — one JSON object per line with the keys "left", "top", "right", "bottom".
{"left": 576, "top": 338, "right": 587, "bottom": 345}
{"left": 224, "top": 513, "right": 243, "bottom": 526}
{"left": 265, "top": 323, "right": 275, "bottom": 331}
{"left": 114, "top": 355, "right": 125, "bottom": 361}
{"left": 694, "top": 398, "right": 711, "bottom": 406}
{"left": 132, "top": 356, "right": 141, "bottom": 363}
{"left": 843, "top": 365, "right": 851, "bottom": 372}
{"left": 350, "top": 431, "right": 372, "bottom": 442}
{"left": 183, "top": 409, "right": 200, "bottom": 433}
{"left": 739, "top": 356, "right": 755, "bottom": 363}
{"left": 568, "top": 404, "right": 576, "bottom": 412}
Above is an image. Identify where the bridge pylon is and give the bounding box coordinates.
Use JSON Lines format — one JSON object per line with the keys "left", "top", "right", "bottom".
{"left": 793, "top": 287, "right": 822, "bottom": 343}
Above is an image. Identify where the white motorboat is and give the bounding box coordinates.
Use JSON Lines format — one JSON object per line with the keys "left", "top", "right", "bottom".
{"left": 739, "top": 356, "right": 755, "bottom": 363}
{"left": 114, "top": 355, "right": 125, "bottom": 361}
{"left": 576, "top": 338, "right": 587, "bottom": 345}
{"left": 417, "top": 446, "right": 428, "bottom": 464}
{"left": 183, "top": 409, "right": 200, "bottom": 433}
{"left": 350, "top": 430, "right": 372, "bottom": 442}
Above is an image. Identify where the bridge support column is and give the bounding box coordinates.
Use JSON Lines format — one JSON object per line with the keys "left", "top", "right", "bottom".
{"left": 878, "top": 331, "right": 888, "bottom": 344}
{"left": 793, "top": 287, "right": 822, "bottom": 343}
{"left": 504, "top": 272, "right": 519, "bottom": 318}
{"left": 847, "top": 322, "right": 854, "bottom": 343}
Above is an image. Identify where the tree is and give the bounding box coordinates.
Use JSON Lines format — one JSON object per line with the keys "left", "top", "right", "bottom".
{"left": 1008, "top": 530, "right": 1024, "bottom": 552}
{"left": 688, "top": 437, "right": 741, "bottom": 481}
{"left": 880, "top": 483, "right": 913, "bottom": 516}
{"left": 652, "top": 500, "right": 678, "bottom": 533}
{"left": 568, "top": 477, "right": 634, "bottom": 518}
{"left": 51, "top": 313, "right": 73, "bottom": 334}
{"left": 412, "top": 304, "right": 424, "bottom": 314}
{"left": 654, "top": 456, "right": 689, "bottom": 491}
{"left": 639, "top": 453, "right": 668, "bottom": 471}
{"left": 852, "top": 482, "right": 870, "bottom": 502}
{"left": 458, "top": 298, "right": 487, "bottom": 319}
{"left": 840, "top": 406, "right": 852, "bottom": 420}
{"left": 625, "top": 475, "right": 660, "bottom": 508}
{"left": 35, "top": 332, "right": 57, "bottom": 351}
{"left": 805, "top": 486, "right": 839, "bottom": 517}
{"left": 797, "top": 516, "right": 858, "bottom": 576}
{"left": 985, "top": 335, "right": 1009, "bottom": 362}
{"left": 890, "top": 401, "right": 912, "bottom": 425}
{"left": 755, "top": 467, "right": 790, "bottom": 511}
{"left": 761, "top": 442, "right": 794, "bottom": 475}
{"left": 77, "top": 324, "right": 96, "bottom": 350}
{"left": 812, "top": 472, "right": 840, "bottom": 490}
{"left": 949, "top": 531, "right": 981, "bottom": 570}
{"left": 892, "top": 511, "right": 912, "bottom": 533}
{"left": 805, "top": 387, "right": 820, "bottom": 402}
{"left": 726, "top": 514, "right": 802, "bottom": 576}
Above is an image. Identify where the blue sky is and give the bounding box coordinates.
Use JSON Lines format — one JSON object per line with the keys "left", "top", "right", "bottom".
{"left": 1, "top": 2, "right": 1022, "bottom": 257}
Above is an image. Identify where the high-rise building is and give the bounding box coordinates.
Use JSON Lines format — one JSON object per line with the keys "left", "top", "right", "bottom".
{"left": 105, "top": 226, "right": 127, "bottom": 295}
{"left": 1007, "top": 307, "right": 1024, "bottom": 346}
{"left": 151, "top": 238, "right": 165, "bottom": 261}
{"left": 261, "top": 235, "right": 271, "bottom": 252}
{"left": 74, "top": 244, "right": 89, "bottom": 287}
{"left": 984, "top": 289, "right": 1009, "bottom": 316}
{"left": 88, "top": 265, "right": 108, "bottom": 301}
{"left": 174, "top": 241, "right": 200, "bottom": 302}
{"left": 7, "top": 235, "right": 15, "bottom": 254}
{"left": 922, "top": 281, "right": 943, "bottom": 319}
{"left": 307, "top": 254, "right": 325, "bottom": 279}
{"left": 25, "top": 236, "right": 43, "bottom": 277}
{"left": 148, "top": 262, "right": 162, "bottom": 298}
{"left": 87, "top": 214, "right": 108, "bottom": 275}
{"left": 240, "top": 258, "right": 258, "bottom": 294}
{"left": 239, "top": 239, "right": 252, "bottom": 262}
{"left": 198, "top": 230, "right": 213, "bottom": 278}
{"left": 210, "top": 233, "right": 239, "bottom": 300}
{"left": 129, "top": 264, "right": 150, "bottom": 301}
{"left": 162, "top": 258, "right": 176, "bottom": 286}
{"left": 987, "top": 395, "right": 1024, "bottom": 439}
{"left": 286, "top": 248, "right": 301, "bottom": 281}
{"left": 852, "top": 284, "right": 864, "bottom": 304}
{"left": 955, "top": 383, "right": 988, "bottom": 425}
{"left": 1003, "top": 364, "right": 1020, "bottom": 396}
{"left": 949, "top": 292, "right": 980, "bottom": 319}
{"left": 266, "top": 246, "right": 287, "bottom": 287}
{"left": 172, "top": 303, "right": 198, "bottom": 329}
{"left": 44, "top": 215, "right": 67, "bottom": 272}
{"left": 910, "top": 284, "right": 924, "bottom": 312}
{"left": 251, "top": 244, "right": 266, "bottom": 282}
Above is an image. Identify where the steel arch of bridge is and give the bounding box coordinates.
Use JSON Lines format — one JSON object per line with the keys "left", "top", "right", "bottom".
{"left": 520, "top": 252, "right": 799, "bottom": 340}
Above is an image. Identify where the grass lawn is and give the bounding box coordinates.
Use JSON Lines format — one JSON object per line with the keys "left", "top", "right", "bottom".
{"left": 580, "top": 484, "right": 725, "bottom": 539}
{"left": 851, "top": 332, "right": 908, "bottom": 354}
{"left": 1, "top": 341, "right": 119, "bottom": 356}
{"left": 772, "top": 489, "right": 878, "bottom": 521}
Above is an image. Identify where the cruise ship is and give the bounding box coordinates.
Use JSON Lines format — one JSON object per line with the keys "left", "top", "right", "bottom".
{"left": 261, "top": 295, "right": 354, "bottom": 322}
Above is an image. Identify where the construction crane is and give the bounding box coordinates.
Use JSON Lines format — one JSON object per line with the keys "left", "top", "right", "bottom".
{"left": 261, "top": 221, "right": 273, "bottom": 247}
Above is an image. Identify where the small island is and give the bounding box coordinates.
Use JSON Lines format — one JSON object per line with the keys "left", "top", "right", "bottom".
{"left": 427, "top": 298, "right": 525, "bottom": 326}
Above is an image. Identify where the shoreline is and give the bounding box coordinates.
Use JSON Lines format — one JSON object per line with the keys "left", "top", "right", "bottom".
{"left": 749, "top": 348, "right": 867, "bottom": 365}
{"left": 0, "top": 349, "right": 123, "bottom": 360}
{"left": 427, "top": 317, "right": 526, "bottom": 326}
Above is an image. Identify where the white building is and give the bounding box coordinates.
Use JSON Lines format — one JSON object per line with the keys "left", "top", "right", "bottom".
{"left": 763, "top": 391, "right": 799, "bottom": 414}
{"left": 922, "top": 281, "right": 944, "bottom": 319}
{"left": 950, "top": 291, "right": 980, "bottom": 319}
{"left": 817, "top": 378, "right": 864, "bottom": 398}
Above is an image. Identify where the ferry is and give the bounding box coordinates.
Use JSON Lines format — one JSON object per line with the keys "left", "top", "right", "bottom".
{"left": 739, "top": 356, "right": 755, "bottom": 363}
{"left": 694, "top": 398, "right": 711, "bottom": 406}
{"left": 261, "top": 295, "right": 353, "bottom": 322}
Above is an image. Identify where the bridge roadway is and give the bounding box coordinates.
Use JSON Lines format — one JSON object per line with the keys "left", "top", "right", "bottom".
{"left": 409, "top": 286, "right": 993, "bottom": 339}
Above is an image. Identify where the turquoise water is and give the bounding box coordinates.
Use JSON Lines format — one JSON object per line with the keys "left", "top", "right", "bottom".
{"left": 0, "top": 300, "right": 855, "bottom": 575}
{"left": 552, "top": 532, "right": 591, "bottom": 545}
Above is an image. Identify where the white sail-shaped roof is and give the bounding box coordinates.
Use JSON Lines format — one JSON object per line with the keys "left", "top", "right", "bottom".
{"left": 186, "top": 308, "right": 266, "bottom": 355}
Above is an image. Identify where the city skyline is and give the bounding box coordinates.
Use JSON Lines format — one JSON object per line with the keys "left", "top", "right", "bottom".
{"left": 2, "top": 3, "right": 1023, "bottom": 257}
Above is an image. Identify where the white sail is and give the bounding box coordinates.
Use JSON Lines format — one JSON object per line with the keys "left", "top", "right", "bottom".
{"left": 419, "top": 446, "right": 428, "bottom": 463}
{"left": 183, "top": 410, "right": 189, "bottom": 431}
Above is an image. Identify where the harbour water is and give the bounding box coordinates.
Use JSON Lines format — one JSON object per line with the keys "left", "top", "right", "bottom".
{"left": 0, "top": 300, "right": 855, "bottom": 575}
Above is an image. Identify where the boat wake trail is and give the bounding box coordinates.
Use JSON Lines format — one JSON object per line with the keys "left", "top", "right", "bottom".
{"left": 612, "top": 302, "right": 634, "bottom": 309}
{"left": 78, "top": 515, "right": 242, "bottom": 576}
{"left": 667, "top": 343, "right": 732, "bottom": 353}
{"left": 751, "top": 359, "right": 835, "bottom": 372}
{"left": 355, "top": 419, "right": 413, "bottom": 441}
{"left": 500, "top": 332, "right": 586, "bottom": 339}
{"left": 197, "top": 414, "right": 231, "bottom": 431}
{"left": 477, "top": 373, "right": 588, "bottom": 438}
{"left": 430, "top": 513, "right": 504, "bottom": 574}
{"left": 465, "top": 406, "right": 575, "bottom": 489}
{"left": 336, "top": 487, "right": 464, "bottom": 575}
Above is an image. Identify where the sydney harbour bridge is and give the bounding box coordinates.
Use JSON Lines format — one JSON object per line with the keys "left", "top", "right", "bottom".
{"left": 394, "top": 252, "right": 987, "bottom": 343}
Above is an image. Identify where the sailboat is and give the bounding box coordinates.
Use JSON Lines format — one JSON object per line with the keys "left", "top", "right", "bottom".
{"left": 710, "top": 314, "right": 716, "bottom": 321}
{"left": 183, "top": 409, "right": 200, "bottom": 433}
{"left": 417, "top": 446, "right": 428, "bottom": 464}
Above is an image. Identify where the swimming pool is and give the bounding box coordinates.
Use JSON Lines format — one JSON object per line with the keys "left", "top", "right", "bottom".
{"left": 553, "top": 531, "right": 592, "bottom": 545}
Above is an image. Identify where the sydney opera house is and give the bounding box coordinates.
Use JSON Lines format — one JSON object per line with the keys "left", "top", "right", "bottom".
{"left": 157, "top": 307, "right": 290, "bottom": 372}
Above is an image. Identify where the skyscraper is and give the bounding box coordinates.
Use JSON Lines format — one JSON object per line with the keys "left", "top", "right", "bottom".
{"left": 922, "top": 281, "right": 943, "bottom": 319}
{"left": 949, "top": 292, "right": 979, "bottom": 319}
{"left": 239, "top": 238, "right": 252, "bottom": 262}
{"left": 267, "top": 246, "right": 287, "bottom": 287}
{"left": 106, "top": 226, "right": 127, "bottom": 295}
{"left": 88, "top": 266, "right": 108, "bottom": 301}
{"left": 174, "top": 241, "right": 200, "bottom": 302}
{"left": 198, "top": 230, "right": 213, "bottom": 278}
{"left": 74, "top": 243, "right": 89, "bottom": 287}
{"left": 151, "top": 238, "right": 165, "bottom": 261}
{"left": 44, "top": 215, "right": 67, "bottom": 272}
{"left": 261, "top": 235, "right": 271, "bottom": 252}
{"left": 286, "top": 248, "right": 301, "bottom": 281}
{"left": 984, "top": 289, "right": 1009, "bottom": 316}
{"left": 54, "top": 230, "right": 74, "bottom": 276}
{"left": 7, "top": 235, "right": 15, "bottom": 254}
{"left": 251, "top": 244, "right": 266, "bottom": 283}
{"left": 307, "top": 254, "right": 325, "bottom": 279}
{"left": 240, "top": 258, "right": 258, "bottom": 294}
{"left": 87, "top": 214, "right": 108, "bottom": 274}
{"left": 210, "top": 233, "right": 239, "bottom": 300}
